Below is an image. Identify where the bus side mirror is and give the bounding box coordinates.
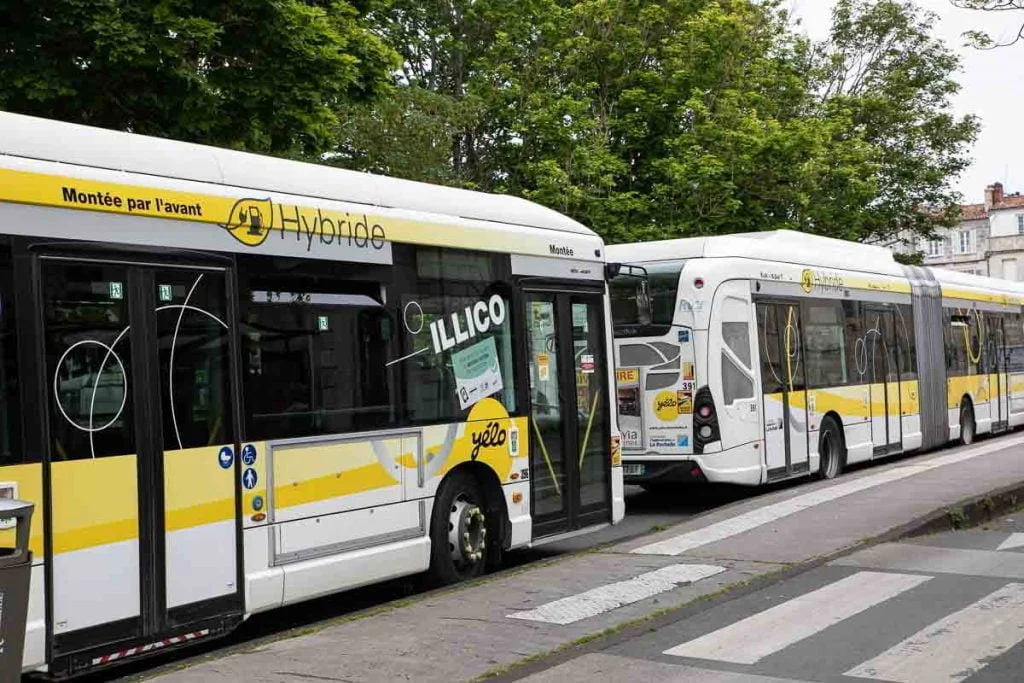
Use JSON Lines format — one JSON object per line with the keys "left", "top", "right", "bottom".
{"left": 605, "top": 262, "right": 622, "bottom": 280}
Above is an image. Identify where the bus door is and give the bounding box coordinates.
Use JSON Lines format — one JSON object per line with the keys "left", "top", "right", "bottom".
{"left": 756, "top": 301, "right": 809, "bottom": 480}
{"left": 525, "top": 289, "right": 611, "bottom": 538}
{"left": 991, "top": 316, "right": 1009, "bottom": 431}
{"left": 41, "top": 256, "right": 241, "bottom": 661}
{"left": 866, "top": 306, "right": 901, "bottom": 454}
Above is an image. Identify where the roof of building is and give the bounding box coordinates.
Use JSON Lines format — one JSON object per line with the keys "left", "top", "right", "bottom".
{"left": 992, "top": 193, "right": 1024, "bottom": 211}
{"left": 961, "top": 203, "right": 988, "bottom": 221}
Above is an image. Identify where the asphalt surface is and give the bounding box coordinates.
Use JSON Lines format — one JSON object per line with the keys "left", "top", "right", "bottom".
{"left": 65, "top": 483, "right": 759, "bottom": 682}
{"left": 527, "top": 512, "right": 1024, "bottom": 682}
{"left": 137, "top": 433, "right": 1024, "bottom": 683}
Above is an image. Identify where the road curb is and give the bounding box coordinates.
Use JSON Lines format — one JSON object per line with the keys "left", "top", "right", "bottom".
{"left": 479, "top": 474, "right": 1024, "bottom": 682}
{"left": 897, "top": 478, "right": 1024, "bottom": 537}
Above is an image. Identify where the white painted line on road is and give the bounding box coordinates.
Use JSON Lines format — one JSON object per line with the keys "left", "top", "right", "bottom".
{"left": 663, "top": 571, "right": 931, "bottom": 665}
{"left": 845, "top": 582, "right": 1024, "bottom": 682}
{"left": 633, "top": 436, "right": 1024, "bottom": 556}
{"left": 520, "top": 653, "right": 817, "bottom": 683}
{"left": 997, "top": 532, "right": 1024, "bottom": 552}
{"left": 506, "top": 564, "right": 726, "bottom": 625}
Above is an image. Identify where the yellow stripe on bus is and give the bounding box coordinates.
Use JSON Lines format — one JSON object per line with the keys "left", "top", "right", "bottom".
{"left": 0, "top": 168, "right": 586, "bottom": 259}
{"left": 274, "top": 462, "right": 399, "bottom": 510}
{"left": 164, "top": 445, "right": 236, "bottom": 531}
{"left": 948, "top": 375, "right": 990, "bottom": 408}
{"left": 50, "top": 454, "right": 139, "bottom": 554}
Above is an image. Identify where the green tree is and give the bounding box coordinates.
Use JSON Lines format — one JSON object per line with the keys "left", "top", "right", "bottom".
{"left": 0, "top": 0, "right": 397, "bottom": 154}
{"left": 812, "top": 0, "right": 979, "bottom": 243}
{"left": 337, "top": 0, "right": 976, "bottom": 246}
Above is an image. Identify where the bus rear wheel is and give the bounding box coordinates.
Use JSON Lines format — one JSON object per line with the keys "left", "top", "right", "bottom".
{"left": 428, "top": 470, "right": 488, "bottom": 586}
{"left": 960, "top": 402, "right": 976, "bottom": 446}
{"left": 818, "top": 417, "right": 845, "bottom": 480}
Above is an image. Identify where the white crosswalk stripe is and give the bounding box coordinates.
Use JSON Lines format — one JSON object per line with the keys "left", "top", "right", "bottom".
{"left": 663, "top": 571, "right": 930, "bottom": 665}
{"left": 845, "top": 582, "right": 1024, "bottom": 682}
{"left": 507, "top": 564, "right": 726, "bottom": 625}
{"left": 632, "top": 437, "right": 1024, "bottom": 556}
{"left": 997, "top": 532, "right": 1024, "bottom": 552}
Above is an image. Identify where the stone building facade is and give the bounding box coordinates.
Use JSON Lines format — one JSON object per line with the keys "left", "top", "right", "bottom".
{"left": 913, "top": 183, "right": 1024, "bottom": 280}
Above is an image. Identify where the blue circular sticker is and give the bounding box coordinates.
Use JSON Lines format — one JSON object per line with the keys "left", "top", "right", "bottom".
{"left": 241, "top": 444, "right": 257, "bottom": 466}
{"left": 252, "top": 495, "right": 264, "bottom": 511}
{"left": 242, "top": 467, "right": 258, "bottom": 490}
{"left": 218, "top": 446, "right": 234, "bottom": 469}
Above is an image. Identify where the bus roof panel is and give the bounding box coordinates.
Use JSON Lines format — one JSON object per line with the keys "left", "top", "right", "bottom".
{"left": 608, "top": 230, "right": 905, "bottom": 276}
{"left": 0, "top": 112, "right": 594, "bottom": 237}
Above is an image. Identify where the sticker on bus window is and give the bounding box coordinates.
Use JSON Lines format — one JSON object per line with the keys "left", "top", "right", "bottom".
{"left": 678, "top": 329, "right": 690, "bottom": 343}
{"left": 453, "top": 337, "right": 504, "bottom": 410}
{"left": 580, "top": 354, "right": 595, "bottom": 373}
{"left": 109, "top": 281, "right": 124, "bottom": 300}
{"left": 677, "top": 390, "right": 693, "bottom": 414}
{"left": 537, "top": 353, "right": 550, "bottom": 381}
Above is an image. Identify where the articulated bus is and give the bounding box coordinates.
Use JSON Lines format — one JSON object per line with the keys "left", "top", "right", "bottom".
{"left": 608, "top": 230, "right": 1024, "bottom": 490}
{"left": 0, "top": 112, "right": 623, "bottom": 677}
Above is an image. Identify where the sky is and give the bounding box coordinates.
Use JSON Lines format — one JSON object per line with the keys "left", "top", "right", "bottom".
{"left": 788, "top": 0, "right": 1024, "bottom": 205}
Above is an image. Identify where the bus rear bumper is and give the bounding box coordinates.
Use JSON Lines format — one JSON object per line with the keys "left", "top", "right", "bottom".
{"left": 624, "top": 443, "right": 763, "bottom": 486}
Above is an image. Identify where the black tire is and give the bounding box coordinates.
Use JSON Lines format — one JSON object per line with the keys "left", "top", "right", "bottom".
{"left": 818, "top": 416, "right": 845, "bottom": 480}
{"left": 960, "top": 401, "right": 976, "bottom": 446}
{"left": 427, "top": 470, "right": 488, "bottom": 586}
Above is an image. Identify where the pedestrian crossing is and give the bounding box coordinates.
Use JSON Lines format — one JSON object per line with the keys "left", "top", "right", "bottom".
{"left": 663, "top": 571, "right": 931, "bottom": 665}
{"left": 997, "top": 532, "right": 1024, "bottom": 551}
{"left": 508, "top": 564, "right": 726, "bottom": 625}
{"left": 845, "top": 582, "right": 1024, "bottom": 682}
{"left": 662, "top": 569, "right": 1024, "bottom": 682}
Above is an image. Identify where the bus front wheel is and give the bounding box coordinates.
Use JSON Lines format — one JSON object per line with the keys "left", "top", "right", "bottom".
{"left": 428, "top": 470, "right": 488, "bottom": 586}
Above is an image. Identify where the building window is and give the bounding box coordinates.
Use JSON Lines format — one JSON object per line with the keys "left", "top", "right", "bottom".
{"left": 926, "top": 238, "right": 942, "bottom": 257}
{"left": 958, "top": 230, "right": 973, "bottom": 254}
{"left": 1017, "top": 214, "right": 1024, "bottom": 234}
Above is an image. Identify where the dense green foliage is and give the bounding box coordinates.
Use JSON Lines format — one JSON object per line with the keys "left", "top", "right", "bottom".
{"left": 0, "top": 0, "right": 979, "bottom": 245}
{"left": 0, "top": 0, "right": 396, "bottom": 154}
{"left": 336, "top": 0, "right": 978, "bottom": 245}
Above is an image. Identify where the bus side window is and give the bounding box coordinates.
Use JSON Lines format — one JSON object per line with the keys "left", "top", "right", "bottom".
{"left": 757, "top": 303, "right": 784, "bottom": 395}
{"left": 722, "top": 321, "right": 754, "bottom": 404}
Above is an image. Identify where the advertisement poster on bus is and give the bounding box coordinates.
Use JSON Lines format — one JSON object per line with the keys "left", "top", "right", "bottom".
{"left": 452, "top": 337, "right": 504, "bottom": 410}
{"left": 616, "top": 368, "right": 642, "bottom": 449}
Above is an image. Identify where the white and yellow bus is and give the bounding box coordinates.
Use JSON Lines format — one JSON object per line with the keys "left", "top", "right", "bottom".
{"left": 0, "top": 112, "right": 623, "bottom": 677}
{"left": 608, "top": 230, "right": 1024, "bottom": 489}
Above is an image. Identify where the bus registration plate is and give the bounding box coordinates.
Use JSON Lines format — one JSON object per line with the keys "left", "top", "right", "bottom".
{"left": 624, "top": 464, "right": 645, "bottom": 476}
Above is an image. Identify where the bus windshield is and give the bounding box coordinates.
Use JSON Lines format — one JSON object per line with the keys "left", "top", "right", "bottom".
{"left": 610, "top": 260, "right": 685, "bottom": 335}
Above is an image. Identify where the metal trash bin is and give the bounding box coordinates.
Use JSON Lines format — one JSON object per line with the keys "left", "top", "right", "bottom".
{"left": 0, "top": 499, "right": 33, "bottom": 681}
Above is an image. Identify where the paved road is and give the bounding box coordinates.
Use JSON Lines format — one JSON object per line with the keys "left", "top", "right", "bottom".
{"left": 138, "top": 433, "right": 1024, "bottom": 683}
{"left": 523, "top": 511, "right": 1024, "bottom": 682}
{"left": 82, "top": 484, "right": 758, "bottom": 682}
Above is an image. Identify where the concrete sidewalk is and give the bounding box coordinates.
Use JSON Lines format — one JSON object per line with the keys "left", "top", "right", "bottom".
{"left": 148, "top": 434, "right": 1024, "bottom": 683}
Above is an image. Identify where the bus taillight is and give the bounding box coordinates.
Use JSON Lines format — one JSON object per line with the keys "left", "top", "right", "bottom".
{"left": 693, "top": 386, "right": 719, "bottom": 454}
